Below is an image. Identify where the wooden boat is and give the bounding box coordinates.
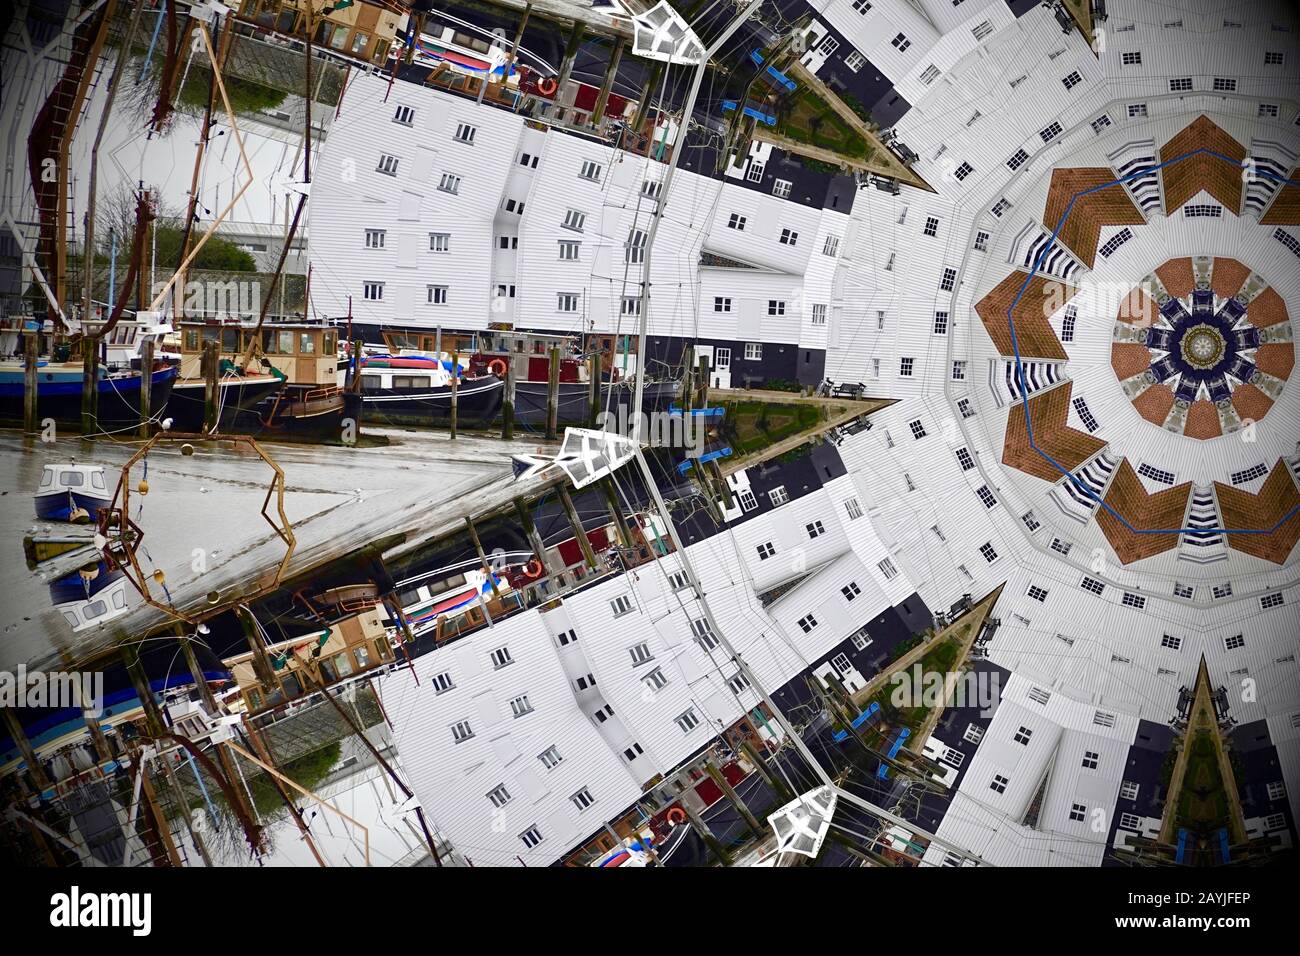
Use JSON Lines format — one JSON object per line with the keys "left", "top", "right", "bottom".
{"left": 356, "top": 354, "right": 503, "bottom": 426}
{"left": 0, "top": 359, "right": 177, "bottom": 431}
{"left": 170, "top": 319, "right": 348, "bottom": 438}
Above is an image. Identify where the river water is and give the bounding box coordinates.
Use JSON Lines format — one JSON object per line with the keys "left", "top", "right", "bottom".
{"left": 1, "top": 427, "right": 556, "bottom": 672}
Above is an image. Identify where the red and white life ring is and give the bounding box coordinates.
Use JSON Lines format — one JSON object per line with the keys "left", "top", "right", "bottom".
{"left": 487, "top": 357, "right": 509, "bottom": 377}
{"left": 537, "top": 75, "right": 558, "bottom": 96}
{"left": 522, "top": 559, "right": 543, "bottom": 580}
{"left": 666, "top": 807, "right": 687, "bottom": 826}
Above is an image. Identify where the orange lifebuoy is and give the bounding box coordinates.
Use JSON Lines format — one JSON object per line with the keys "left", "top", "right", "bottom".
{"left": 488, "top": 357, "right": 509, "bottom": 377}
{"left": 523, "top": 559, "right": 543, "bottom": 580}
{"left": 666, "top": 807, "right": 686, "bottom": 826}
{"left": 537, "top": 75, "right": 558, "bottom": 96}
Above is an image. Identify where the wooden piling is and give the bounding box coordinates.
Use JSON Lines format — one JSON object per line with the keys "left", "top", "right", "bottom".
{"left": 682, "top": 799, "right": 731, "bottom": 866}
{"left": 449, "top": 349, "right": 459, "bottom": 439}
{"left": 23, "top": 331, "right": 38, "bottom": 434}
{"left": 2, "top": 708, "right": 53, "bottom": 794}
{"left": 587, "top": 351, "right": 602, "bottom": 429}
{"left": 600, "top": 477, "right": 635, "bottom": 552}
{"left": 501, "top": 358, "right": 515, "bottom": 441}
{"left": 181, "top": 631, "right": 220, "bottom": 715}
{"left": 705, "top": 760, "right": 763, "bottom": 834}
{"left": 236, "top": 605, "right": 278, "bottom": 691}
{"left": 681, "top": 345, "right": 695, "bottom": 417}
{"left": 202, "top": 339, "right": 220, "bottom": 434}
{"left": 80, "top": 337, "right": 98, "bottom": 435}
{"left": 121, "top": 645, "right": 166, "bottom": 738}
{"left": 83, "top": 713, "right": 114, "bottom": 763}
{"left": 559, "top": 484, "right": 598, "bottom": 569}
{"left": 740, "top": 739, "right": 794, "bottom": 804}
{"left": 546, "top": 345, "right": 561, "bottom": 440}
{"left": 592, "top": 38, "right": 626, "bottom": 125}
{"left": 348, "top": 338, "right": 364, "bottom": 390}
{"left": 696, "top": 354, "right": 710, "bottom": 409}
{"left": 465, "top": 517, "right": 502, "bottom": 600}
{"left": 137, "top": 337, "right": 154, "bottom": 437}
{"left": 515, "top": 496, "right": 558, "bottom": 586}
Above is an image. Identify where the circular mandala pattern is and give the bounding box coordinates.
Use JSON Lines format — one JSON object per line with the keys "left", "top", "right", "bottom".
{"left": 1111, "top": 257, "right": 1293, "bottom": 439}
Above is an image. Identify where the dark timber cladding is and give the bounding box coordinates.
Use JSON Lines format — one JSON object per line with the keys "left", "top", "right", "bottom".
{"left": 645, "top": 333, "right": 826, "bottom": 388}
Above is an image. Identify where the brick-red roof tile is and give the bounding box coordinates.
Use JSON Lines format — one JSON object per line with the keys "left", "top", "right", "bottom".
{"left": 1214, "top": 462, "right": 1300, "bottom": 564}
{"left": 1096, "top": 460, "right": 1190, "bottom": 564}
{"left": 1002, "top": 381, "right": 1107, "bottom": 482}
{"left": 975, "top": 271, "right": 1072, "bottom": 361}
{"left": 1160, "top": 116, "right": 1246, "bottom": 215}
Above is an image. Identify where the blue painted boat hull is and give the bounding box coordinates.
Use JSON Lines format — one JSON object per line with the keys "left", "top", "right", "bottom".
{"left": 34, "top": 489, "right": 110, "bottom": 522}
{"left": 0, "top": 366, "right": 177, "bottom": 430}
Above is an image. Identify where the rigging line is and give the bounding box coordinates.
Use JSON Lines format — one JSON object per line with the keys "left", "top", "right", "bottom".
{"left": 632, "top": 0, "right": 766, "bottom": 438}
{"left": 630, "top": 426, "right": 991, "bottom": 863}
{"left": 606, "top": 469, "right": 802, "bottom": 800}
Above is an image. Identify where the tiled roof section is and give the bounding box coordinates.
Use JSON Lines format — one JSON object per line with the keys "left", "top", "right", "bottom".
{"left": 1231, "top": 382, "right": 1274, "bottom": 423}
{"left": 974, "top": 271, "right": 1072, "bottom": 361}
{"left": 1159, "top": 116, "right": 1246, "bottom": 215}
{"left": 1002, "top": 381, "right": 1107, "bottom": 481}
{"left": 1116, "top": 287, "right": 1156, "bottom": 326}
{"left": 1184, "top": 400, "right": 1222, "bottom": 439}
{"left": 1254, "top": 342, "right": 1295, "bottom": 381}
{"left": 1132, "top": 383, "right": 1175, "bottom": 426}
{"left": 1111, "top": 342, "right": 1151, "bottom": 380}
{"left": 1156, "top": 257, "right": 1195, "bottom": 299}
{"left": 1214, "top": 462, "right": 1300, "bottom": 564}
{"left": 1097, "top": 460, "right": 1191, "bottom": 564}
{"left": 1247, "top": 287, "right": 1289, "bottom": 329}
{"left": 1043, "top": 167, "right": 1145, "bottom": 268}
{"left": 1260, "top": 172, "right": 1300, "bottom": 225}
{"left": 1210, "top": 257, "right": 1251, "bottom": 299}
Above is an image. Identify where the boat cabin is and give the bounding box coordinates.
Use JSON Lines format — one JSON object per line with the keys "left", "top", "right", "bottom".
{"left": 380, "top": 329, "right": 479, "bottom": 356}
{"left": 225, "top": 607, "right": 394, "bottom": 716}
{"left": 49, "top": 564, "right": 131, "bottom": 633}
{"left": 82, "top": 315, "right": 178, "bottom": 370}
{"left": 34, "top": 463, "right": 112, "bottom": 521}
{"left": 178, "top": 319, "right": 339, "bottom": 386}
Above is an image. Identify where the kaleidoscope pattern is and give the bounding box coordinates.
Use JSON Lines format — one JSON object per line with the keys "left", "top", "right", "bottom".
{"left": 1112, "top": 257, "right": 1294, "bottom": 439}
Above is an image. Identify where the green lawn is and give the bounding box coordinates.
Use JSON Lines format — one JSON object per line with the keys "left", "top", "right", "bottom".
{"left": 776, "top": 89, "right": 873, "bottom": 161}
{"left": 719, "top": 400, "right": 822, "bottom": 456}
{"left": 1174, "top": 732, "right": 1231, "bottom": 832}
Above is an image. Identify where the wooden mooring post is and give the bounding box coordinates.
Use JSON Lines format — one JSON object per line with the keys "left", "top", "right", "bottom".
{"left": 202, "top": 339, "right": 220, "bottom": 433}
{"left": 501, "top": 359, "right": 515, "bottom": 441}
{"left": 449, "top": 349, "right": 459, "bottom": 439}
{"left": 23, "top": 331, "right": 39, "bottom": 434}
{"left": 80, "top": 337, "right": 98, "bottom": 435}
{"left": 546, "top": 346, "right": 561, "bottom": 440}
{"left": 587, "top": 351, "right": 602, "bottom": 428}
{"left": 137, "top": 337, "right": 154, "bottom": 437}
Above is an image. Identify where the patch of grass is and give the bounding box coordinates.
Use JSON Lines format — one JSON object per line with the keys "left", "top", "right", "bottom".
{"left": 1174, "top": 732, "right": 1231, "bottom": 832}
{"left": 178, "top": 68, "right": 287, "bottom": 116}
{"left": 718, "top": 400, "right": 821, "bottom": 455}
{"left": 776, "top": 89, "right": 873, "bottom": 161}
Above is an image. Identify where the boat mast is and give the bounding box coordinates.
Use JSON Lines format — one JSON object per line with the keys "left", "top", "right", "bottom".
{"left": 80, "top": 0, "right": 144, "bottom": 333}
{"left": 174, "top": 14, "right": 234, "bottom": 323}
{"left": 239, "top": 0, "right": 318, "bottom": 371}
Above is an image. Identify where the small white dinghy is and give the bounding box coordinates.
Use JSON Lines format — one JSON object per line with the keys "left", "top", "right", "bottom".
{"left": 34, "top": 463, "right": 111, "bottom": 523}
